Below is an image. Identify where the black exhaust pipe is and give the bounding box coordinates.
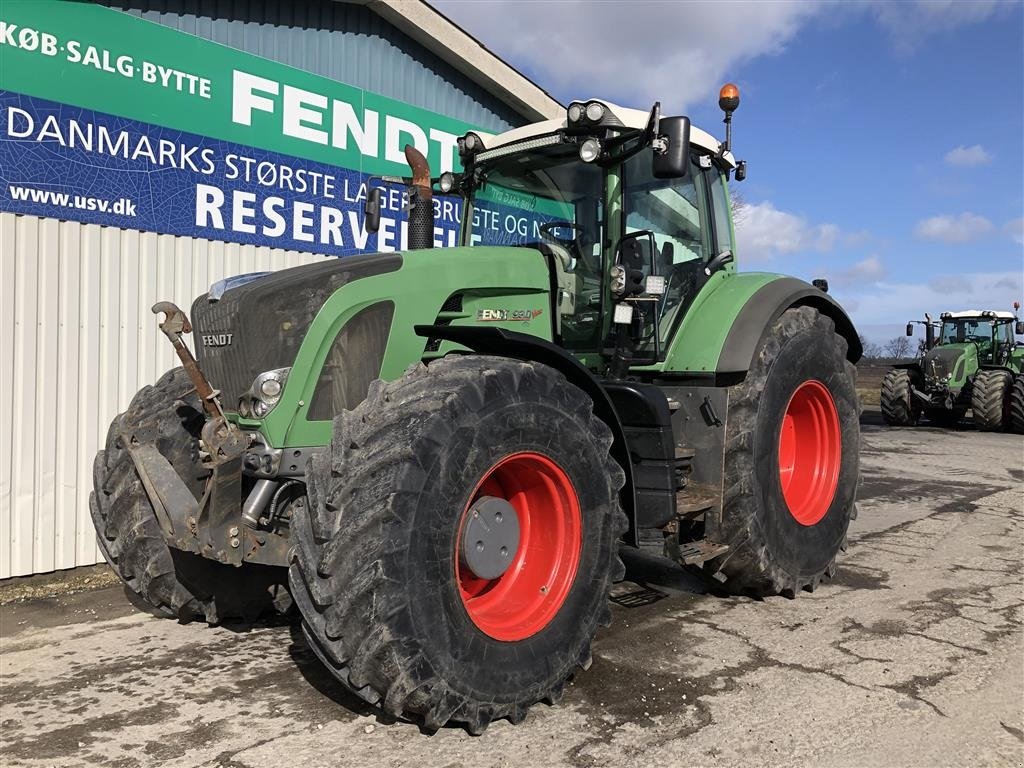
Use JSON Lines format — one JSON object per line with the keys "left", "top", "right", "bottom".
{"left": 404, "top": 144, "right": 434, "bottom": 250}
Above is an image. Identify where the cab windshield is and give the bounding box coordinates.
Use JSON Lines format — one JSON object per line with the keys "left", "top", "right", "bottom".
{"left": 461, "top": 133, "right": 729, "bottom": 357}
{"left": 468, "top": 141, "right": 606, "bottom": 349}
{"left": 940, "top": 318, "right": 993, "bottom": 345}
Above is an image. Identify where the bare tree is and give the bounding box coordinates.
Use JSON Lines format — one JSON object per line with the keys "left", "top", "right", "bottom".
{"left": 858, "top": 333, "right": 883, "bottom": 360}
{"left": 730, "top": 188, "right": 750, "bottom": 228}
{"left": 884, "top": 336, "right": 913, "bottom": 359}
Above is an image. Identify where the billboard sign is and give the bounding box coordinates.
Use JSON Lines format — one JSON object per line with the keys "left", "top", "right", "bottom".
{"left": 0, "top": 0, "right": 557, "bottom": 253}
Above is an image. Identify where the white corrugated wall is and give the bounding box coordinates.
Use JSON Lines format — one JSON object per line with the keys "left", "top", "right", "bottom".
{"left": 0, "top": 212, "right": 324, "bottom": 578}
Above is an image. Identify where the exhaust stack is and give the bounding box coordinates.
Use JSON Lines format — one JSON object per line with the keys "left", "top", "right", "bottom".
{"left": 404, "top": 144, "right": 434, "bottom": 250}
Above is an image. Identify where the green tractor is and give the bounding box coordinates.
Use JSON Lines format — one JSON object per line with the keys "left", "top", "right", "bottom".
{"left": 91, "top": 86, "right": 862, "bottom": 732}
{"left": 881, "top": 308, "right": 1024, "bottom": 431}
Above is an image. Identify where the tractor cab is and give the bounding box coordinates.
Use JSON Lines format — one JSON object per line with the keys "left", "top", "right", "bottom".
{"left": 936, "top": 310, "right": 1018, "bottom": 366}
{"left": 439, "top": 92, "right": 743, "bottom": 372}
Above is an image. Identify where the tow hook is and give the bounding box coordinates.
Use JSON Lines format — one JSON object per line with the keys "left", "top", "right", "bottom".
{"left": 152, "top": 301, "right": 245, "bottom": 463}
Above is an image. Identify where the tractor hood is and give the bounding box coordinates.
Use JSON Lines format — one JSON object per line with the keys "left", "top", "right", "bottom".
{"left": 921, "top": 343, "right": 977, "bottom": 391}
{"left": 189, "top": 246, "right": 552, "bottom": 429}
{"left": 191, "top": 253, "right": 403, "bottom": 405}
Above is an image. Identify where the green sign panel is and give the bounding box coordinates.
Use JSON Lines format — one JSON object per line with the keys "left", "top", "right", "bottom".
{"left": 0, "top": 0, "right": 478, "bottom": 176}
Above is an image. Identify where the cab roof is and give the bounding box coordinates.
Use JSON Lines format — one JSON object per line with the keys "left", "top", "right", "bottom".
{"left": 942, "top": 310, "right": 1016, "bottom": 319}
{"left": 479, "top": 99, "right": 735, "bottom": 168}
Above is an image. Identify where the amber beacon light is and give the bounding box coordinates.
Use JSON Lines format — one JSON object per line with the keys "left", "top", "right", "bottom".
{"left": 719, "top": 82, "right": 740, "bottom": 113}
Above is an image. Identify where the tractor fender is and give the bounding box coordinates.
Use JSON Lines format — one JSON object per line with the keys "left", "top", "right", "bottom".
{"left": 414, "top": 324, "right": 639, "bottom": 542}
{"left": 717, "top": 277, "right": 862, "bottom": 374}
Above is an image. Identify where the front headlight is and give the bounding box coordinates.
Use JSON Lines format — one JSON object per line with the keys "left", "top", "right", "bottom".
{"left": 238, "top": 367, "right": 290, "bottom": 418}
{"left": 579, "top": 138, "right": 602, "bottom": 163}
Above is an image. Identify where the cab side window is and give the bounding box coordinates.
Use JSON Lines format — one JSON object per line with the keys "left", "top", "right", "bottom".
{"left": 708, "top": 170, "right": 735, "bottom": 256}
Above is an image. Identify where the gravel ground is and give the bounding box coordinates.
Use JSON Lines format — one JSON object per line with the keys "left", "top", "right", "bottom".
{"left": 2, "top": 409, "right": 1022, "bottom": 767}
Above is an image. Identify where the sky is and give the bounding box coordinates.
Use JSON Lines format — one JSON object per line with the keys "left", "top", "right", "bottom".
{"left": 433, "top": 0, "right": 1024, "bottom": 345}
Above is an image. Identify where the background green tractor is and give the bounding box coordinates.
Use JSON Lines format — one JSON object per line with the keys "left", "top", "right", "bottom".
{"left": 881, "top": 308, "right": 1024, "bottom": 431}
{"left": 91, "top": 86, "right": 863, "bottom": 732}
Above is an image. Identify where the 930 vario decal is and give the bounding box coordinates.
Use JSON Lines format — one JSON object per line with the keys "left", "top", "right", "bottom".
{"left": 476, "top": 308, "right": 544, "bottom": 322}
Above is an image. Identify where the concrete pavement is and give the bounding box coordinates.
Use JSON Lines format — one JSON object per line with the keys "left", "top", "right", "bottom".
{"left": 2, "top": 412, "right": 1022, "bottom": 767}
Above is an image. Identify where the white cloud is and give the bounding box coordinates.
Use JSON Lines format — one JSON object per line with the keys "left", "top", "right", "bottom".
{"left": 734, "top": 201, "right": 840, "bottom": 262}
{"left": 867, "top": 0, "right": 1012, "bottom": 52}
{"left": 432, "top": 1, "right": 821, "bottom": 109}
{"left": 834, "top": 270, "right": 1023, "bottom": 328}
{"left": 432, "top": 1, "right": 1012, "bottom": 111}
{"left": 1005, "top": 217, "right": 1024, "bottom": 245}
{"left": 927, "top": 275, "right": 973, "bottom": 294}
{"left": 914, "top": 212, "right": 994, "bottom": 244}
{"left": 943, "top": 144, "right": 993, "bottom": 167}
{"left": 832, "top": 255, "right": 886, "bottom": 288}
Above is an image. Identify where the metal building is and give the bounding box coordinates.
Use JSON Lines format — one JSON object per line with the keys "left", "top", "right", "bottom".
{"left": 0, "top": 0, "right": 560, "bottom": 578}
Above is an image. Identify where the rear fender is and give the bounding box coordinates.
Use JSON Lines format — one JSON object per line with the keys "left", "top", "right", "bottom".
{"left": 715, "top": 277, "right": 862, "bottom": 375}
{"left": 652, "top": 274, "right": 861, "bottom": 380}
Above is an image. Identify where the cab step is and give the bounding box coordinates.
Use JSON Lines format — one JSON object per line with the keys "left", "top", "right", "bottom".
{"left": 675, "top": 539, "right": 729, "bottom": 566}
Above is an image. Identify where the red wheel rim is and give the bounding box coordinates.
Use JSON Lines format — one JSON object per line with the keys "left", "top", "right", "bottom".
{"left": 456, "top": 452, "right": 582, "bottom": 641}
{"left": 778, "top": 380, "right": 841, "bottom": 526}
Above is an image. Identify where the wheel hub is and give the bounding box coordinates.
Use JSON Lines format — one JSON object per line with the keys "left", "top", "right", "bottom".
{"left": 778, "top": 379, "right": 841, "bottom": 526}
{"left": 455, "top": 451, "right": 582, "bottom": 642}
{"left": 459, "top": 496, "right": 520, "bottom": 580}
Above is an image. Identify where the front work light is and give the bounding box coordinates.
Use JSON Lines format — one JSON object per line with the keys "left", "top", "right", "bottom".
{"left": 585, "top": 101, "right": 605, "bottom": 122}
{"left": 645, "top": 275, "right": 666, "bottom": 296}
{"left": 579, "top": 138, "right": 602, "bottom": 163}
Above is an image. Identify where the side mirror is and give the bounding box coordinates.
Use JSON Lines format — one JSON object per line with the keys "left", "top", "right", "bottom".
{"left": 906, "top": 323, "right": 914, "bottom": 337}
{"left": 653, "top": 116, "right": 690, "bottom": 179}
{"left": 613, "top": 230, "right": 657, "bottom": 297}
{"left": 1016, "top": 321, "right": 1024, "bottom": 336}
{"left": 364, "top": 187, "right": 382, "bottom": 234}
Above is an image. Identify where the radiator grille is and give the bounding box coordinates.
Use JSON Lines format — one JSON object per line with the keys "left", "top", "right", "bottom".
{"left": 190, "top": 254, "right": 401, "bottom": 405}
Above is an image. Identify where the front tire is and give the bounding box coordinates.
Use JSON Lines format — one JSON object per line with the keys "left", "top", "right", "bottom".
{"left": 290, "top": 356, "right": 627, "bottom": 733}
{"left": 1010, "top": 375, "right": 1024, "bottom": 434}
{"left": 714, "top": 307, "right": 859, "bottom": 596}
{"left": 880, "top": 369, "right": 919, "bottom": 426}
{"left": 90, "top": 367, "right": 290, "bottom": 623}
{"left": 971, "top": 369, "right": 1012, "bottom": 430}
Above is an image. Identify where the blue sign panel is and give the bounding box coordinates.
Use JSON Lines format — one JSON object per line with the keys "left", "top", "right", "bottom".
{"left": 1, "top": 90, "right": 561, "bottom": 254}
{"left": 1, "top": 90, "right": 463, "bottom": 254}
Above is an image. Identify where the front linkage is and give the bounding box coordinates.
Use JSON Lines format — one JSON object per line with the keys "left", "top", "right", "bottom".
{"left": 126, "top": 303, "right": 291, "bottom": 567}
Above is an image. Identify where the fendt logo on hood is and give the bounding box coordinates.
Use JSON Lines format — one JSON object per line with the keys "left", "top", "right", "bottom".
{"left": 201, "top": 333, "right": 234, "bottom": 347}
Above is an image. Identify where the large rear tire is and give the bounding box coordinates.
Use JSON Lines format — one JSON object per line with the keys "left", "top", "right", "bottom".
{"left": 880, "top": 369, "right": 919, "bottom": 426}
{"left": 714, "top": 307, "right": 859, "bottom": 596}
{"left": 971, "top": 369, "right": 1012, "bottom": 430}
{"left": 90, "top": 367, "right": 290, "bottom": 623}
{"left": 290, "top": 356, "right": 627, "bottom": 733}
